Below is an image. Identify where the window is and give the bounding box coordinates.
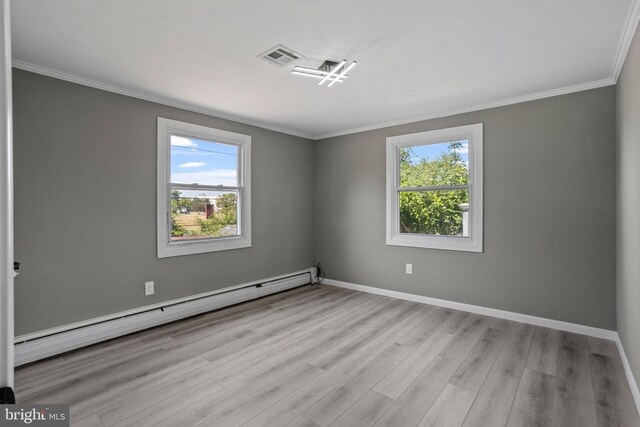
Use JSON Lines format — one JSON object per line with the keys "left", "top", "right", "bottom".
{"left": 157, "top": 118, "right": 251, "bottom": 258}
{"left": 386, "top": 123, "right": 483, "bottom": 252}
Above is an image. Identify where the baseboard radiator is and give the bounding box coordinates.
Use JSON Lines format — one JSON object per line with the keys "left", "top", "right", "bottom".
{"left": 15, "top": 268, "right": 317, "bottom": 366}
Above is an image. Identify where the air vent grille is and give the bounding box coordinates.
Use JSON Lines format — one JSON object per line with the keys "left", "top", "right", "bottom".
{"left": 258, "top": 45, "right": 303, "bottom": 67}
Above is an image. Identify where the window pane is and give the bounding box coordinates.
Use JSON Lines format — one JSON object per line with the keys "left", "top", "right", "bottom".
{"left": 399, "top": 140, "right": 469, "bottom": 187}
{"left": 399, "top": 189, "right": 469, "bottom": 236}
{"left": 170, "top": 135, "right": 238, "bottom": 186}
{"left": 170, "top": 188, "right": 238, "bottom": 241}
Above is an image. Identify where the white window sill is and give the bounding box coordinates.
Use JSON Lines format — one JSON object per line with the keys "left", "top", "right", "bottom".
{"left": 386, "top": 234, "right": 482, "bottom": 252}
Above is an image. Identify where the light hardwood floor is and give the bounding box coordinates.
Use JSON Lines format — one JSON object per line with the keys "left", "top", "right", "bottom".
{"left": 15, "top": 285, "right": 640, "bottom": 427}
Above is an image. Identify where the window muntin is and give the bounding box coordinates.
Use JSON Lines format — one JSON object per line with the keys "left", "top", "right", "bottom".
{"left": 157, "top": 118, "right": 251, "bottom": 258}
{"left": 386, "top": 124, "right": 482, "bottom": 252}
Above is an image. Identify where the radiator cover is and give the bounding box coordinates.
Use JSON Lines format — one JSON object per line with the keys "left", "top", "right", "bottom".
{"left": 15, "top": 269, "right": 315, "bottom": 366}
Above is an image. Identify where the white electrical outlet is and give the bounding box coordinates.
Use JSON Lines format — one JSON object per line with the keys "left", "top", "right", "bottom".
{"left": 145, "top": 281, "right": 155, "bottom": 296}
{"left": 406, "top": 263, "right": 413, "bottom": 274}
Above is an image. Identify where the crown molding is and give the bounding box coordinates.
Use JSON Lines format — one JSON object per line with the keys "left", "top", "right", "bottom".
{"left": 611, "top": 0, "right": 640, "bottom": 82}
{"left": 313, "top": 78, "right": 615, "bottom": 140}
{"left": 11, "top": 60, "right": 315, "bottom": 140}
{"left": 12, "top": 57, "right": 621, "bottom": 142}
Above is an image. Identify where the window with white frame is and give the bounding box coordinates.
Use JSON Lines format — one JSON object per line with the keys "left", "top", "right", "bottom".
{"left": 157, "top": 117, "right": 251, "bottom": 258}
{"left": 386, "top": 123, "right": 483, "bottom": 252}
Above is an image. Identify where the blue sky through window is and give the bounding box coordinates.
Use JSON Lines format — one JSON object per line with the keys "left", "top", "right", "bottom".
{"left": 170, "top": 135, "right": 238, "bottom": 187}
{"left": 170, "top": 135, "right": 239, "bottom": 200}
{"left": 406, "top": 140, "right": 469, "bottom": 165}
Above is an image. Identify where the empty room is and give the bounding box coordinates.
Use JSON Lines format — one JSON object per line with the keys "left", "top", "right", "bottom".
{"left": 1, "top": 0, "right": 640, "bottom": 426}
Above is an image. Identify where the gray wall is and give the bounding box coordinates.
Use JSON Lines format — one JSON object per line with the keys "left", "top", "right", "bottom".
{"left": 617, "top": 23, "right": 640, "bottom": 388}
{"left": 315, "top": 87, "right": 617, "bottom": 329}
{"left": 13, "top": 67, "right": 619, "bottom": 336}
{"left": 13, "top": 69, "right": 315, "bottom": 336}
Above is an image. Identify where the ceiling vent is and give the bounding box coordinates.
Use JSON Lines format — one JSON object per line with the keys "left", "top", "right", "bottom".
{"left": 258, "top": 45, "right": 303, "bottom": 67}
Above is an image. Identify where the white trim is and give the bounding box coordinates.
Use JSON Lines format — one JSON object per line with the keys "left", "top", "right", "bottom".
{"left": 323, "top": 279, "right": 617, "bottom": 340}
{"left": 386, "top": 124, "right": 483, "bottom": 252}
{"left": 326, "top": 278, "right": 640, "bottom": 416}
{"left": 156, "top": 117, "right": 251, "bottom": 258}
{"left": 13, "top": 60, "right": 616, "bottom": 142}
{"left": 614, "top": 333, "right": 640, "bottom": 417}
{"left": 0, "top": 0, "right": 14, "bottom": 391}
{"left": 314, "top": 79, "right": 615, "bottom": 140}
{"left": 12, "top": 0, "right": 639, "bottom": 144}
{"left": 16, "top": 268, "right": 315, "bottom": 343}
{"left": 11, "top": 60, "right": 314, "bottom": 140}
{"left": 15, "top": 268, "right": 316, "bottom": 366}
{"left": 611, "top": 0, "right": 640, "bottom": 81}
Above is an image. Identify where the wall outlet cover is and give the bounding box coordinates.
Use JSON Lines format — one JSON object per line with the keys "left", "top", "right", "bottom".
{"left": 145, "top": 281, "right": 155, "bottom": 296}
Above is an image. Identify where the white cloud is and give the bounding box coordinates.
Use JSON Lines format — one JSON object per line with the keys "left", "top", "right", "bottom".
{"left": 179, "top": 162, "right": 206, "bottom": 168}
{"left": 171, "top": 149, "right": 219, "bottom": 156}
{"left": 172, "top": 170, "right": 237, "bottom": 186}
{"left": 458, "top": 146, "right": 469, "bottom": 154}
{"left": 171, "top": 136, "right": 197, "bottom": 148}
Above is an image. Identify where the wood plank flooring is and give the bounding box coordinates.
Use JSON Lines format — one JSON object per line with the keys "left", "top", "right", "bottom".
{"left": 14, "top": 285, "right": 640, "bottom": 427}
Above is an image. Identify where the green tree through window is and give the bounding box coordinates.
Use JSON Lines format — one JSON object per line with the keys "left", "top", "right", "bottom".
{"left": 197, "top": 193, "right": 237, "bottom": 236}
{"left": 171, "top": 191, "right": 237, "bottom": 238}
{"left": 170, "top": 190, "right": 187, "bottom": 237}
{"left": 399, "top": 142, "right": 469, "bottom": 236}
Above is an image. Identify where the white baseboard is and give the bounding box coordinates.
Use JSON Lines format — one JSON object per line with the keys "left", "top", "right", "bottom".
{"left": 324, "top": 278, "right": 640, "bottom": 416}
{"left": 15, "top": 269, "right": 315, "bottom": 366}
{"left": 614, "top": 334, "right": 640, "bottom": 417}
{"left": 324, "top": 278, "right": 617, "bottom": 340}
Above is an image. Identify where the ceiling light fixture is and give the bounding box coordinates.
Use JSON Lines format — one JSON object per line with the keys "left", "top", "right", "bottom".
{"left": 291, "top": 71, "right": 346, "bottom": 82}
{"left": 292, "top": 66, "right": 349, "bottom": 77}
{"left": 328, "top": 61, "right": 357, "bottom": 87}
{"left": 292, "top": 59, "right": 357, "bottom": 87}
{"left": 318, "top": 60, "right": 346, "bottom": 86}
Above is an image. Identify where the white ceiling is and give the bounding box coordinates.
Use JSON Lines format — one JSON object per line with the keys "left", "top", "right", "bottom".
{"left": 11, "top": 0, "right": 640, "bottom": 139}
